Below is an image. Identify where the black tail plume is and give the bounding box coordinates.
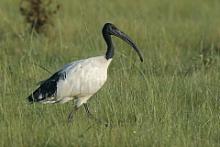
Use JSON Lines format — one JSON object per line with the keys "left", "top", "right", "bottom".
{"left": 27, "top": 87, "right": 44, "bottom": 103}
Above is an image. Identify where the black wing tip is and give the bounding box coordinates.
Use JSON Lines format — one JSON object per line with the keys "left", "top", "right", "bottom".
{"left": 27, "top": 97, "right": 33, "bottom": 103}
{"left": 140, "top": 57, "right": 144, "bottom": 62}
{"left": 27, "top": 94, "right": 36, "bottom": 103}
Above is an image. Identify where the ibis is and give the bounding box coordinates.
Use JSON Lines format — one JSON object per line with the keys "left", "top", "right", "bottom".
{"left": 27, "top": 23, "right": 143, "bottom": 122}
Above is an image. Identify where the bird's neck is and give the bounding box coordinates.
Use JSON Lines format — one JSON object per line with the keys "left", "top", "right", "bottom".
{"left": 103, "top": 33, "right": 114, "bottom": 60}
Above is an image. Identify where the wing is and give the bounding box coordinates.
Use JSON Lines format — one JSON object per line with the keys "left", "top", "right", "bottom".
{"left": 27, "top": 71, "right": 66, "bottom": 102}
{"left": 27, "top": 60, "right": 82, "bottom": 103}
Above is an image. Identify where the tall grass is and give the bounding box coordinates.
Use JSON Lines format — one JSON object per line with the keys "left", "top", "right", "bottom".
{"left": 0, "top": 0, "right": 220, "bottom": 146}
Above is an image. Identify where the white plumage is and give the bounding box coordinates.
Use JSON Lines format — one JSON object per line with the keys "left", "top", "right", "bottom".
{"left": 27, "top": 23, "right": 143, "bottom": 122}
{"left": 42, "top": 56, "right": 111, "bottom": 106}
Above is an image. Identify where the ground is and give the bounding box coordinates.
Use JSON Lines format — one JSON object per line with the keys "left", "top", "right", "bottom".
{"left": 0, "top": 0, "right": 219, "bottom": 146}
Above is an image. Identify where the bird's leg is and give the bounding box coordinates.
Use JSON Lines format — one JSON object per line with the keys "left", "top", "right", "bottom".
{"left": 83, "top": 103, "right": 109, "bottom": 127}
{"left": 83, "top": 104, "right": 111, "bottom": 127}
{"left": 67, "top": 105, "right": 78, "bottom": 123}
{"left": 83, "top": 103, "right": 93, "bottom": 117}
{"left": 83, "top": 103, "right": 103, "bottom": 123}
{"left": 84, "top": 103, "right": 98, "bottom": 120}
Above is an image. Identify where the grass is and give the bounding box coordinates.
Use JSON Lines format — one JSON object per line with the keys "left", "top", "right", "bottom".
{"left": 0, "top": 0, "right": 220, "bottom": 146}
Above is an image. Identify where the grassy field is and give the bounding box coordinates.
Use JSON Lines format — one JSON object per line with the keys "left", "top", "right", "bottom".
{"left": 0, "top": 0, "right": 220, "bottom": 146}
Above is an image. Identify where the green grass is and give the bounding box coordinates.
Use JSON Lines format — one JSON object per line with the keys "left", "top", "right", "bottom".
{"left": 0, "top": 0, "right": 220, "bottom": 146}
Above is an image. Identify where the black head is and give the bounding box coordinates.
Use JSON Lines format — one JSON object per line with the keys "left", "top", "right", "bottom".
{"left": 102, "top": 23, "right": 143, "bottom": 62}
{"left": 102, "top": 23, "right": 119, "bottom": 35}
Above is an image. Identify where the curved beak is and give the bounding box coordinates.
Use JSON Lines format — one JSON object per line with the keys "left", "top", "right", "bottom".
{"left": 110, "top": 28, "right": 144, "bottom": 62}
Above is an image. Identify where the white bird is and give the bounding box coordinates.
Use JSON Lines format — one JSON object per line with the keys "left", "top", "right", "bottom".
{"left": 27, "top": 23, "right": 143, "bottom": 122}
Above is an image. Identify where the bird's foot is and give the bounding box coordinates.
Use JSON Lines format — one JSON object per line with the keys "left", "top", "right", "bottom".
{"left": 67, "top": 106, "right": 78, "bottom": 124}
{"left": 67, "top": 113, "right": 74, "bottom": 123}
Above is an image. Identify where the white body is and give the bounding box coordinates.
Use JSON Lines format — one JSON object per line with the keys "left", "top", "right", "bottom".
{"left": 42, "top": 56, "right": 112, "bottom": 107}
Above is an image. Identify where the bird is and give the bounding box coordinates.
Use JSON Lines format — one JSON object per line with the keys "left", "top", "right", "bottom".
{"left": 27, "top": 23, "right": 143, "bottom": 122}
